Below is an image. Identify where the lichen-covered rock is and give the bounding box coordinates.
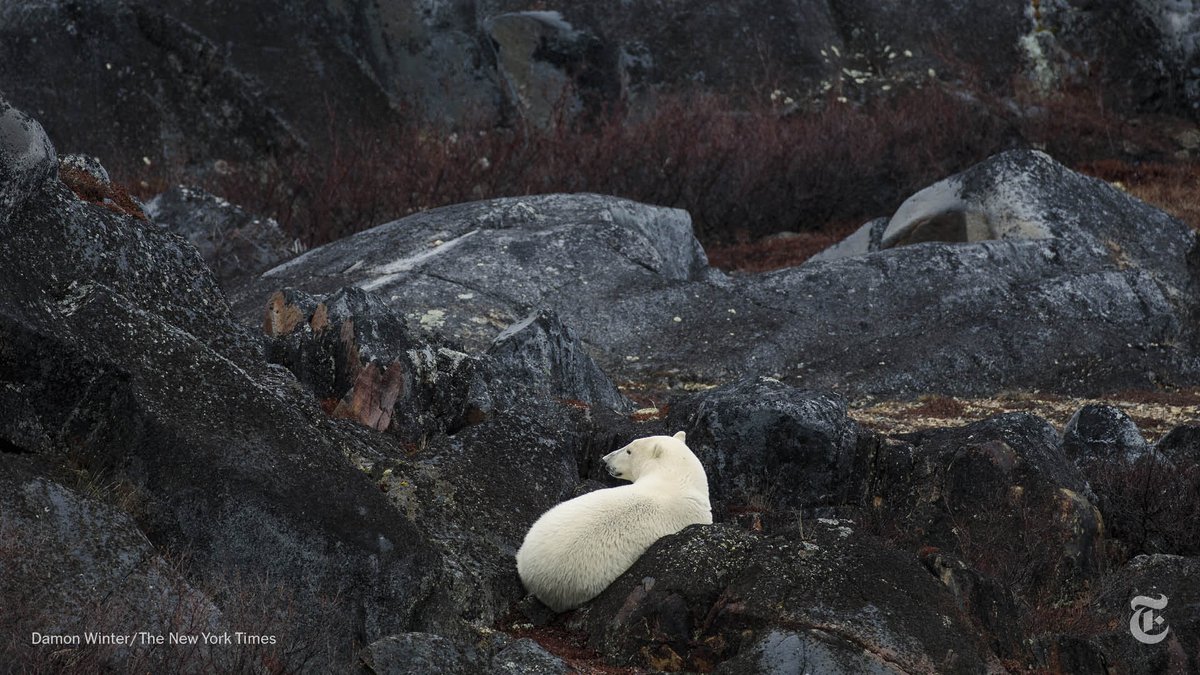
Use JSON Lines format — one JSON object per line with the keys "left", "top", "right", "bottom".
{"left": 58, "top": 153, "right": 110, "bottom": 184}
{"left": 474, "top": 308, "right": 633, "bottom": 414}
{"left": 0, "top": 114, "right": 447, "bottom": 667}
{"left": 878, "top": 151, "right": 1196, "bottom": 280}
{"left": 263, "top": 286, "right": 478, "bottom": 442}
{"left": 667, "top": 377, "right": 863, "bottom": 511}
{"left": 489, "top": 638, "right": 570, "bottom": 674}
{"left": 1062, "top": 403, "right": 1150, "bottom": 465}
{"left": 575, "top": 521, "right": 1002, "bottom": 673}
{"left": 233, "top": 192, "right": 711, "bottom": 352}
{"left": 145, "top": 185, "right": 297, "bottom": 287}
{"left": 0, "top": 95, "right": 56, "bottom": 226}
{"left": 242, "top": 152, "right": 1200, "bottom": 399}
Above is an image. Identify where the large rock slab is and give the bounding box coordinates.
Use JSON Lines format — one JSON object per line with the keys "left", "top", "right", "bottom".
{"left": 572, "top": 521, "right": 1002, "bottom": 673}
{"left": 237, "top": 150, "right": 1200, "bottom": 399}
{"left": 232, "top": 192, "right": 712, "bottom": 352}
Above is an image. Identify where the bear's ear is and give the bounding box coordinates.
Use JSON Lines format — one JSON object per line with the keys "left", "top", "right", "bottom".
{"left": 673, "top": 431, "right": 686, "bottom": 443}
{"left": 652, "top": 442, "right": 665, "bottom": 459}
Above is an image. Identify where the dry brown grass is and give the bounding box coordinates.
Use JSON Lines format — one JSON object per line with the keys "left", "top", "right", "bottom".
{"left": 499, "top": 613, "right": 645, "bottom": 675}
{"left": 852, "top": 389, "right": 1200, "bottom": 443}
{"left": 1077, "top": 159, "right": 1200, "bottom": 231}
{"left": 59, "top": 164, "right": 147, "bottom": 221}
{"left": 119, "top": 86, "right": 1013, "bottom": 248}
{"left": 705, "top": 224, "right": 860, "bottom": 272}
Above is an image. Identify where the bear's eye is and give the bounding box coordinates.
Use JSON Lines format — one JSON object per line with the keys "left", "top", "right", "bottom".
{"left": 626, "top": 449, "right": 631, "bottom": 454}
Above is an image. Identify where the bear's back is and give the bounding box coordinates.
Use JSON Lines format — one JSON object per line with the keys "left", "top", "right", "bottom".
{"left": 516, "top": 484, "right": 683, "bottom": 612}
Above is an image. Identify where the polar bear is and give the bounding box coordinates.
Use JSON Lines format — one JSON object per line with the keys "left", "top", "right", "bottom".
{"left": 515, "top": 431, "right": 712, "bottom": 612}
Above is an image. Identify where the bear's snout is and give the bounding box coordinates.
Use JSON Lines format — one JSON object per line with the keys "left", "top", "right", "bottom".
{"left": 602, "top": 449, "right": 623, "bottom": 478}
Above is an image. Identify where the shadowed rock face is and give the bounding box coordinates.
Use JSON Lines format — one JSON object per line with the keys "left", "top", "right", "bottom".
{"left": 0, "top": 2, "right": 298, "bottom": 167}
{"left": 5, "top": 0, "right": 1200, "bottom": 173}
{"left": 878, "top": 414, "right": 1104, "bottom": 589}
{"left": 1092, "top": 555, "right": 1200, "bottom": 675}
{"left": 235, "top": 150, "right": 1200, "bottom": 399}
{"left": 0, "top": 99, "right": 449, "bottom": 667}
{"left": 145, "top": 185, "right": 297, "bottom": 289}
{"left": 0, "top": 460, "right": 222, "bottom": 644}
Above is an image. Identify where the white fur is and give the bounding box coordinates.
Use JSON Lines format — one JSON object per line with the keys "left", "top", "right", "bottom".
{"left": 515, "top": 431, "right": 712, "bottom": 612}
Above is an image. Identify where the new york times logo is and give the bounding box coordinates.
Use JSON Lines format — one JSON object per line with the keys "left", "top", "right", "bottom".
{"left": 1129, "top": 594, "right": 1169, "bottom": 644}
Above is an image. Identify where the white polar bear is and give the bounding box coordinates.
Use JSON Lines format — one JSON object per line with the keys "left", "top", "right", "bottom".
{"left": 515, "top": 431, "right": 712, "bottom": 612}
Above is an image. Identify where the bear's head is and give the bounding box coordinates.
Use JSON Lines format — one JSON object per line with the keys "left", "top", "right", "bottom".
{"left": 602, "top": 431, "right": 706, "bottom": 485}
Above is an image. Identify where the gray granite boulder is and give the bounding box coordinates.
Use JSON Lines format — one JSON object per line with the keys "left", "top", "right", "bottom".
{"left": 238, "top": 150, "right": 1200, "bottom": 399}
{"left": 231, "top": 192, "right": 712, "bottom": 353}
{"left": 667, "top": 376, "right": 863, "bottom": 512}
{"left": 0, "top": 94, "right": 56, "bottom": 227}
{"left": 145, "top": 185, "right": 298, "bottom": 288}
{"left": 574, "top": 521, "right": 1002, "bottom": 673}
{"left": 1062, "top": 404, "right": 1149, "bottom": 466}
{"left": 476, "top": 308, "right": 633, "bottom": 414}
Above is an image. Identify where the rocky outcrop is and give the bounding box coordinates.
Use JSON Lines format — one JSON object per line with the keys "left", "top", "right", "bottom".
{"left": 0, "top": 95, "right": 56, "bottom": 226}
{"left": 0, "top": 99, "right": 458, "bottom": 667}
{"left": 0, "top": 2, "right": 297, "bottom": 167}
{"left": 667, "top": 377, "right": 863, "bottom": 511}
{"left": 476, "top": 308, "right": 633, "bottom": 413}
{"left": 6, "top": 1, "right": 1200, "bottom": 175}
{"left": 239, "top": 150, "right": 1200, "bottom": 398}
{"left": 1092, "top": 554, "right": 1200, "bottom": 674}
{"left": 573, "top": 521, "right": 1002, "bottom": 673}
{"left": 145, "top": 185, "right": 298, "bottom": 288}
{"left": 263, "top": 286, "right": 478, "bottom": 441}
{"left": 5, "top": 98, "right": 1200, "bottom": 672}
{"left": 873, "top": 414, "right": 1103, "bottom": 590}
